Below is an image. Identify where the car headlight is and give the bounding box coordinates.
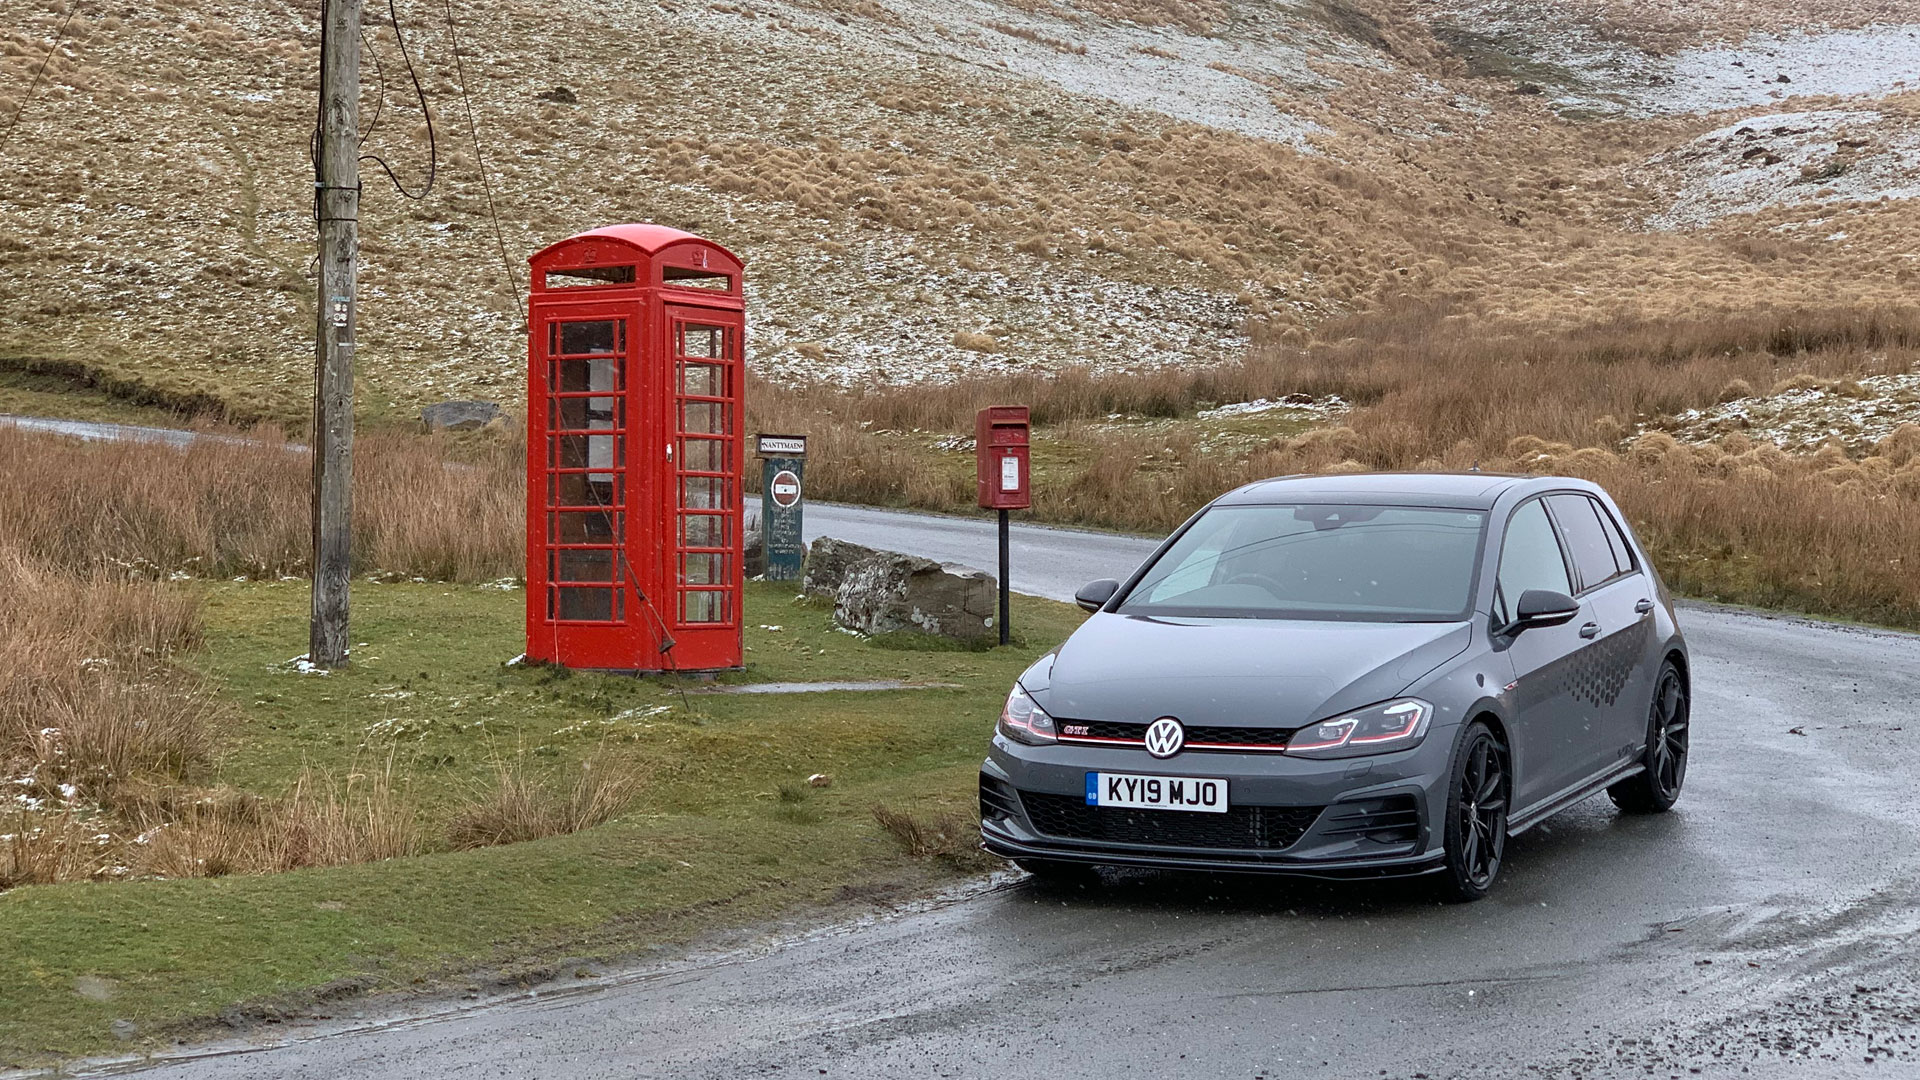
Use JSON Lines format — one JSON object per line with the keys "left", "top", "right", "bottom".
{"left": 998, "top": 683, "right": 1057, "bottom": 745}
{"left": 1285, "top": 699, "right": 1432, "bottom": 759}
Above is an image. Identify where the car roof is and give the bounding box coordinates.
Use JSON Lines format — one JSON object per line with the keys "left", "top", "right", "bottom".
{"left": 1215, "top": 472, "right": 1586, "bottom": 510}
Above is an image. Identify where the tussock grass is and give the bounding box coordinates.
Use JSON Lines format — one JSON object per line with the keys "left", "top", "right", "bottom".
{"left": 133, "top": 766, "right": 423, "bottom": 879}
{"left": 871, "top": 804, "right": 994, "bottom": 867}
{"left": 0, "top": 554, "right": 216, "bottom": 807}
{"left": 447, "top": 751, "right": 645, "bottom": 850}
{"left": 0, "top": 425, "right": 521, "bottom": 582}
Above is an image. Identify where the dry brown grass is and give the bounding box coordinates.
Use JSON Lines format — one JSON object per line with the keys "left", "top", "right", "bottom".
{"left": 870, "top": 804, "right": 994, "bottom": 867}
{"left": 0, "top": 805, "right": 115, "bottom": 890}
{"left": 446, "top": 751, "right": 645, "bottom": 850}
{"left": 132, "top": 766, "right": 423, "bottom": 879}
{"left": 0, "top": 553, "right": 216, "bottom": 808}
{"left": 748, "top": 302, "right": 1920, "bottom": 627}
{"left": 0, "top": 425, "right": 522, "bottom": 582}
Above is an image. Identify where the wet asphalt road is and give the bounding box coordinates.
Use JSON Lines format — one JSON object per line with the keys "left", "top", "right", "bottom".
{"left": 91, "top": 502, "right": 1920, "bottom": 1078}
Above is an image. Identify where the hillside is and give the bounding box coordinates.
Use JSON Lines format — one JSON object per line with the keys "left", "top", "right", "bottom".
{"left": 0, "top": 0, "right": 1916, "bottom": 420}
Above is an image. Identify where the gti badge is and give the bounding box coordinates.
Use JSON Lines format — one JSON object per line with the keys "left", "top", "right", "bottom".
{"left": 1143, "top": 716, "right": 1186, "bottom": 759}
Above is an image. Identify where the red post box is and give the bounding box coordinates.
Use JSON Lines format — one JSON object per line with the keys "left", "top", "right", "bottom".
{"left": 524, "top": 224, "right": 745, "bottom": 672}
{"left": 976, "top": 406, "right": 1031, "bottom": 511}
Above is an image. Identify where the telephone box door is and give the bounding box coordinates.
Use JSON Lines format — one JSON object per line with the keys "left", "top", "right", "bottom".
{"left": 530, "top": 303, "right": 651, "bottom": 666}
{"left": 662, "top": 305, "right": 745, "bottom": 664}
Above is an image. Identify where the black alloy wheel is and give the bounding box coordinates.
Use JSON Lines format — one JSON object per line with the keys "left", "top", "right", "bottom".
{"left": 1609, "top": 661, "right": 1689, "bottom": 814}
{"left": 1437, "top": 721, "right": 1509, "bottom": 903}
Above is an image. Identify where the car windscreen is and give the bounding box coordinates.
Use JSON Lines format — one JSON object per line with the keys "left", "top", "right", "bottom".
{"left": 1117, "top": 503, "right": 1487, "bottom": 621}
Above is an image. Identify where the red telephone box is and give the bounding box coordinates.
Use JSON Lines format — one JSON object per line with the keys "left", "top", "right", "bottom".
{"left": 525, "top": 224, "right": 745, "bottom": 672}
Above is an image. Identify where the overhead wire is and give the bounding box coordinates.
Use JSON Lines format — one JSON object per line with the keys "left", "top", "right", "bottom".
{"left": 440, "top": 0, "right": 524, "bottom": 312}
{"left": 357, "top": 22, "right": 388, "bottom": 153}
{"left": 358, "top": 0, "right": 436, "bottom": 200}
{"left": 0, "top": 2, "right": 81, "bottom": 159}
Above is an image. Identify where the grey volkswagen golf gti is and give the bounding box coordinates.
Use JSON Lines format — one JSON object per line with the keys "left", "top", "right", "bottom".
{"left": 979, "top": 473, "right": 1690, "bottom": 900}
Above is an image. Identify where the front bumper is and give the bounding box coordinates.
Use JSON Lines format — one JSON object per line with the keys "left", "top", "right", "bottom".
{"left": 979, "top": 734, "right": 1450, "bottom": 879}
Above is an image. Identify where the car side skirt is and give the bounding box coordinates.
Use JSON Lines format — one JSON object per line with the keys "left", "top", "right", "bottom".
{"left": 1508, "top": 759, "right": 1644, "bottom": 835}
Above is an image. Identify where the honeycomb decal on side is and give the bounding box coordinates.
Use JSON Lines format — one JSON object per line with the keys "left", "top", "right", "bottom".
{"left": 1568, "top": 619, "right": 1649, "bottom": 708}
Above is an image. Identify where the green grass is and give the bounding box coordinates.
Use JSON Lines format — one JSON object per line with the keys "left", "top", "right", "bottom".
{"left": 0, "top": 580, "right": 1083, "bottom": 1066}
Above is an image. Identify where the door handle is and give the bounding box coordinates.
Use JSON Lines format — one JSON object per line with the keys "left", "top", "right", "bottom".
{"left": 1634, "top": 599, "right": 1655, "bottom": 615}
{"left": 1578, "top": 622, "right": 1600, "bottom": 639}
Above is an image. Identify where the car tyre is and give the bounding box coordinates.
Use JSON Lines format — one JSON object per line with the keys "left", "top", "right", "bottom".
{"left": 1435, "top": 721, "right": 1510, "bottom": 903}
{"left": 1608, "top": 660, "right": 1689, "bottom": 814}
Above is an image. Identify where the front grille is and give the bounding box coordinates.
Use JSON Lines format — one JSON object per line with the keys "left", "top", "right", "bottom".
{"left": 1057, "top": 719, "right": 1299, "bottom": 751}
{"left": 1019, "top": 791, "right": 1323, "bottom": 851}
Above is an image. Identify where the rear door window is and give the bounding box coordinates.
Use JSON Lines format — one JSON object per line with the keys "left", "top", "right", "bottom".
{"left": 1547, "top": 494, "right": 1627, "bottom": 592}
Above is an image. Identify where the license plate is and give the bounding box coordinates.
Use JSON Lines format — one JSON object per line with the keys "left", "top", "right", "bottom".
{"left": 1086, "top": 772, "right": 1228, "bottom": 813}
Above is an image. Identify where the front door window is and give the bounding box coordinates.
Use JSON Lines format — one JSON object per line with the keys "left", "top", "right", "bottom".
{"left": 673, "top": 320, "right": 735, "bottom": 625}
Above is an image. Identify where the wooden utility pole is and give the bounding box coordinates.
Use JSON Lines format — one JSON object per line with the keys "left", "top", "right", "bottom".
{"left": 311, "top": 0, "right": 360, "bottom": 667}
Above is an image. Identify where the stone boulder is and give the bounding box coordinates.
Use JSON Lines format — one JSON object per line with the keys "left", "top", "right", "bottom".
{"left": 421, "top": 400, "right": 504, "bottom": 433}
{"left": 802, "top": 537, "right": 996, "bottom": 642}
{"left": 743, "top": 507, "right": 765, "bottom": 579}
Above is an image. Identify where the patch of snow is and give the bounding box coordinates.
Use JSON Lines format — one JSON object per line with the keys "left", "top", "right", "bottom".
{"left": 1655, "top": 370, "right": 1920, "bottom": 450}
{"left": 1197, "top": 393, "right": 1350, "bottom": 419}
{"left": 1641, "top": 109, "right": 1920, "bottom": 228}
{"left": 280, "top": 654, "right": 335, "bottom": 675}
{"left": 1661, "top": 25, "right": 1920, "bottom": 113}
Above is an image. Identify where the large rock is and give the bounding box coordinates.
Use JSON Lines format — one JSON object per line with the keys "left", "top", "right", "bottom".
{"left": 802, "top": 537, "right": 996, "bottom": 642}
{"left": 420, "top": 400, "right": 503, "bottom": 433}
{"left": 743, "top": 507, "right": 765, "bottom": 579}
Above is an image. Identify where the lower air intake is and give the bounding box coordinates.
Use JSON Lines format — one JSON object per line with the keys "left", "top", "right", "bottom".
{"left": 1019, "top": 791, "right": 1323, "bottom": 851}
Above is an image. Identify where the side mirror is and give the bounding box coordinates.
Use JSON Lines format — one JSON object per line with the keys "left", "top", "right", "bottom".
{"left": 1074, "top": 578, "right": 1120, "bottom": 613}
{"left": 1508, "top": 589, "right": 1580, "bottom": 633}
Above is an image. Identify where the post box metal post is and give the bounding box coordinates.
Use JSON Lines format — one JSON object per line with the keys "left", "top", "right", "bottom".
{"left": 756, "top": 433, "right": 807, "bottom": 581}
{"left": 976, "top": 406, "right": 1031, "bottom": 646}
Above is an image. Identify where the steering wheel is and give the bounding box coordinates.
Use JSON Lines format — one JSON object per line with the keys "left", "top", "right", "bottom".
{"left": 1223, "top": 572, "right": 1287, "bottom": 596}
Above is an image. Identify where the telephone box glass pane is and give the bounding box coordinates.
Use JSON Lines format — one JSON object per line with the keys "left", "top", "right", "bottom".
{"left": 682, "top": 590, "right": 727, "bottom": 623}
{"left": 554, "top": 357, "right": 621, "bottom": 394}
{"left": 681, "top": 325, "right": 723, "bottom": 359}
{"left": 551, "top": 510, "right": 621, "bottom": 544}
{"left": 558, "top": 320, "right": 618, "bottom": 356}
{"left": 682, "top": 402, "right": 728, "bottom": 435}
{"left": 552, "top": 587, "right": 619, "bottom": 622}
{"left": 553, "top": 396, "right": 621, "bottom": 432}
{"left": 681, "top": 553, "right": 725, "bottom": 586}
{"left": 553, "top": 549, "right": 617, "bottom": 583}
{"left": 552, "top": 433, "right": 622, "bottom": 476}
{"left": 551, "top": 472, "right": 621, "bottom": 508}
{"left": 680, "top": 437, "right": 725, "bottom": 473}
{"left": 682, "top": 477, "right": 726, "bottom": 510}
{"left": 679, "top": 362, "right": 725, "bottom": 397}
{"left": 680, "top": 513, "right": 728, "bottom": 548}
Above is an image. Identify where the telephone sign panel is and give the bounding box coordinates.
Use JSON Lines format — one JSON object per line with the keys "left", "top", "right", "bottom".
{"left": 756, "top": 433, "right": 808, "bottom": 581}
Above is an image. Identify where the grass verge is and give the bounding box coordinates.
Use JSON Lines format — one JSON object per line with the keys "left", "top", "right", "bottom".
{"left": 0, "top": 580, "right": 1082, "bottom": 1066}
